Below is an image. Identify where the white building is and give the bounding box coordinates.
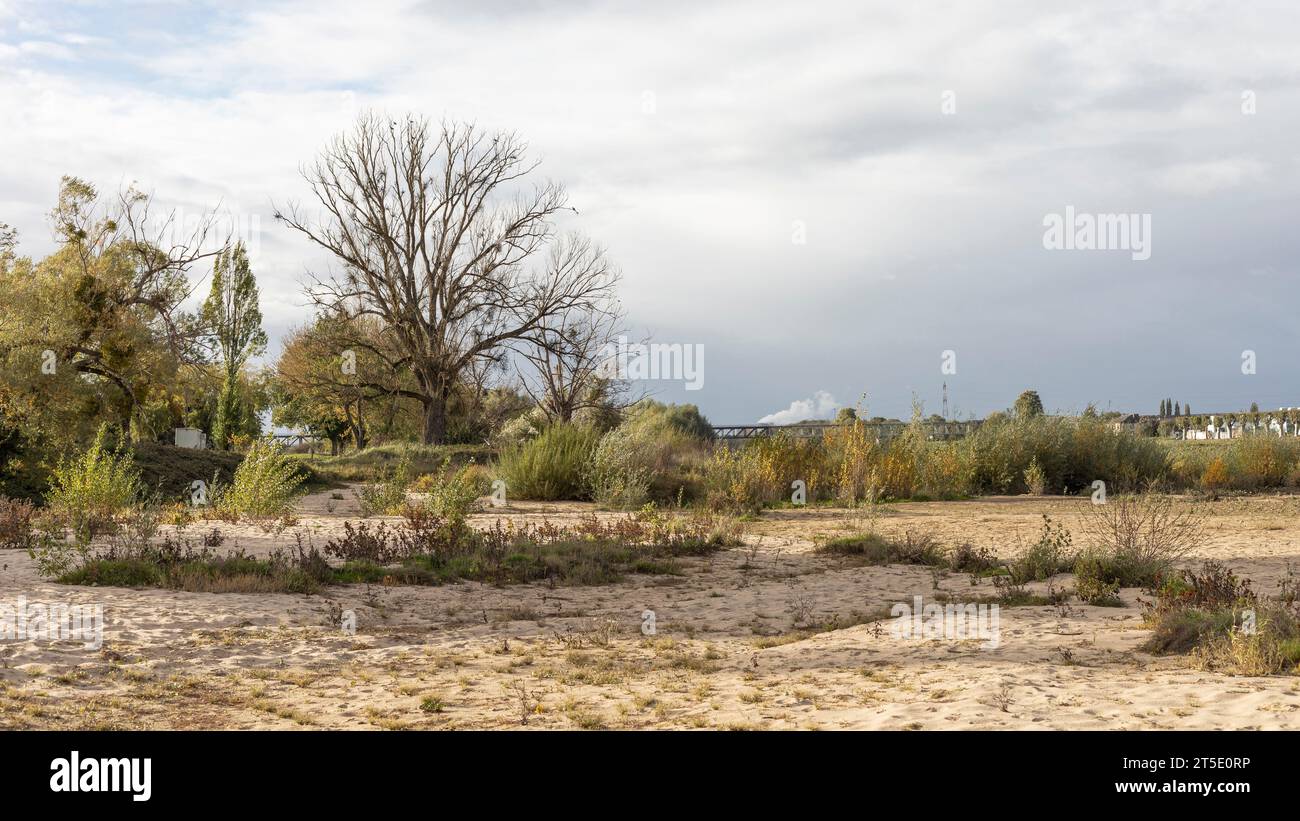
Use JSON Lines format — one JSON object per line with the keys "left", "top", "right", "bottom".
{"left": 174, "top": 428, "right": 209, "bottom": 449}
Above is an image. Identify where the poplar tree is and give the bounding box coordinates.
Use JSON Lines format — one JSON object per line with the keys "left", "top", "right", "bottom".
{"left": 202, "top": 242, "right": 267, "bottom": 450}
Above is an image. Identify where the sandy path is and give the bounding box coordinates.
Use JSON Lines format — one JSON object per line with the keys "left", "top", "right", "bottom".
{"left": 2, "top": 490, "right": 1300, "bottom": 729}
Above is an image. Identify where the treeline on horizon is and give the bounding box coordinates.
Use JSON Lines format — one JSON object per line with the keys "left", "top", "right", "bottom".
{"left": 0, "top": 114, "right": 1294, "bottom": 508}
{"left": 495, "top": 397, "right": 1300, "bottom": 514}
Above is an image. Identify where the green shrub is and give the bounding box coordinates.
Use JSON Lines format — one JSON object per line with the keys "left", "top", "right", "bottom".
{"left": 962, "top": 414, "right": 1169, "bottom": 496}
{"left": 702, "top": 433, "right": 828, "bottom": 512}
{"left": 496, "top": 423, "right": 600, "bottom": 501}
{"left": 586, "top": 431, "right": 653, "bottom": 509}
{"left": 214, "top": 438, "right": 306, "bottom": 524}
{"left": 818, "top": 530, "right": 944, "bottom": 566}
{"left": 1006, "top": 515, "right": 1074, "bottom": 584}
{"left": 1072, "top": 554, "right": 1123, "bottom": 606}
{"left": 947, "top": 541, "right": 1000, "bottom": 574}
{"left": 627, "top": 400, "right": 714, "bottom": 441}
{"left": 357, "top": 451, "right": 414, "bottom": 516}
{"left": 586, "top": 408, "right": 711, "bottom": 508}
{"left": 46, "top": 426, "right": 142, "bottom": 547}
{"left": 411, "top": 458, "right": 484, "bottom": 534}
{"left": 494, "top": 408, "right": 546, "bottom": 448}
{"left": 1139, "top": 560, "right": 1288, "bottom": 669}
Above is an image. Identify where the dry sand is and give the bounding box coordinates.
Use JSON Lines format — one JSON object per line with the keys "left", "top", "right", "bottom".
{"left": 3, "top": 490, "right": 1300, "bottom": 730}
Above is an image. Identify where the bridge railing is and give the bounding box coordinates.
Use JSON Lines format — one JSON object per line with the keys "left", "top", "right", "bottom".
{"left": 709, "top": 420, "right": 981, "bottom": 442}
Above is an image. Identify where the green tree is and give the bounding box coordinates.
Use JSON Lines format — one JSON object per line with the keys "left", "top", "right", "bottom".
{"left": 1014, "top": 390, "right": 1045, "bottom": 418}
{"left": 201, "top": 242, "right": 267, "bottom": 450}
{"left": 835, "top": 407, "right": 858, "bottom": 424}
{"left": 272, "top": 313, "right": 417, "bottom": 451}
{"left": 0, "top": 178, "right": 219, "bottom": 448}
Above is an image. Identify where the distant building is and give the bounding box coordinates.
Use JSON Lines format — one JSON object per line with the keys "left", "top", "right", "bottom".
{"left": 174, "top": 428, "right": 209, "bottom": 449}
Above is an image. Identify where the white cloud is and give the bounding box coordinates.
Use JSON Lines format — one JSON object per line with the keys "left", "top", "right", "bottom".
{"left": 6, "top": 1, "right": 1300, "bottom": 419}
{"left": 1155, "top": 157, "right": 1266, "bottom": 196}
{"left": 758, "top": 391, "right": 840, "bottom": 425}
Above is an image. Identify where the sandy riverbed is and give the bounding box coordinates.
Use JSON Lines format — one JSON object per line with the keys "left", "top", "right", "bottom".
{"left": 2, "top": 491, "right": 1299, "bottom": 729}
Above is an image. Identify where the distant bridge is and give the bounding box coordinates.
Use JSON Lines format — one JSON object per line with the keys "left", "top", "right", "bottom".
{"left": 709, "top": 420, "right": 981, "bottom": 442}
{"left": 272, "top": 433, "right": 322, "bottom": 447}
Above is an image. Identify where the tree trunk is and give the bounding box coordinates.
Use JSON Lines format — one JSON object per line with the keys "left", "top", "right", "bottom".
{"left": 422, "top": 397, "right": 448, "bottom": 445}
{"left": 119, "top": 398, "right": 136, "bottom": 447}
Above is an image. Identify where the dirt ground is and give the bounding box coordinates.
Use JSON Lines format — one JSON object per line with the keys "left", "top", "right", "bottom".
{"left": 3, "top": 490, "right": 1300, "bottom": 730}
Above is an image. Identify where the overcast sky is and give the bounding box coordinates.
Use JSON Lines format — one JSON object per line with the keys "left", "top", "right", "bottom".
{"left": 3, "top": 0, "right": 1299, "bottom": 424}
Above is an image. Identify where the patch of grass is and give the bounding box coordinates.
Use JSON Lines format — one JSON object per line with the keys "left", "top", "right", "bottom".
{"left": 1144, "top": 607, "right": 1240, "bottom": 655}
{"left": 325, "top": 506, "right": 735, "bottom": 587}
{"left": 1139, "top": 560, "right": 1300, "bottom": 674}
{"left": 327, "top": 535, "right": 711, "bottom": 588}
{"left": 62, "top": 553, "right": 326, "bottom": 594}
{"left": 419, "top": 696, "right": 444, "bottom": 714}
{"left": 817, "top": 530, "right": 945, "bottom": 566}
{"left": 293, "top": 443, "right": 492, "bottom": 486}
{"left": 59, "top": 558, "right": 162, "bottom": 588}
{"left": 1192, "top": 608, "right": 1300, "bottom": 675}
{"left": 58, "top": 535, "right": 332, "bottom": 594}
{"left": 60, "top": 509, "right": 732, "bottom": 594}
{"left": 987, "top": 578, "right": 1054, "bottom": 607}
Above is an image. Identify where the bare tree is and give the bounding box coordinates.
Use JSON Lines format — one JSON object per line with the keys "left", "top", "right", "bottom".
{"left": 276, "top": 113, "right": 619, "bottom": 444}
{"left": 515, "top": 235, "right": 633, "bottom": 423}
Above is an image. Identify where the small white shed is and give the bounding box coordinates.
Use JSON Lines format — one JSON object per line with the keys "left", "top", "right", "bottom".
{"left": 174, "top": 428, "right": 209, "bottom": 449}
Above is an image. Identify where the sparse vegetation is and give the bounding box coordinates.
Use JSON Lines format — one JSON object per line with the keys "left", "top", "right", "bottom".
{"left": 212, "top": 438, "right": 307, "bottom": 527}
{"left": 45, "top": 426, "right": 143, "bottom": 547}
{"left": 818, "top": 530, "right": 945, "bottom": 566}
{"left": 356, "top": 450, "right": 414, "bottom": 516}
{"left": 1005, "top": 515, "right": 1074, "bottom": 584}
{"left": 496, "top": 422, "right": 601, "bottom": 501}
{"left": 324, "top": 506, "right": 740, "bottom": 588}
{"left": 0, "top": 496, "right": 36, "bottom": 550}
{"left": 59, "top": 531, "right": 330, "bottom": 594}
{"left": 1140, "top": 560, "right": 1300, "bottom": 675}
{"left": 1078, "top": 493, "right": 1205, "bottom": 587}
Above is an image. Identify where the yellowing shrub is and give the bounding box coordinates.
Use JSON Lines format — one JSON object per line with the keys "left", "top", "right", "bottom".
{"left": 1201, "top": 457, "right": 1231, "bottom": 490}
